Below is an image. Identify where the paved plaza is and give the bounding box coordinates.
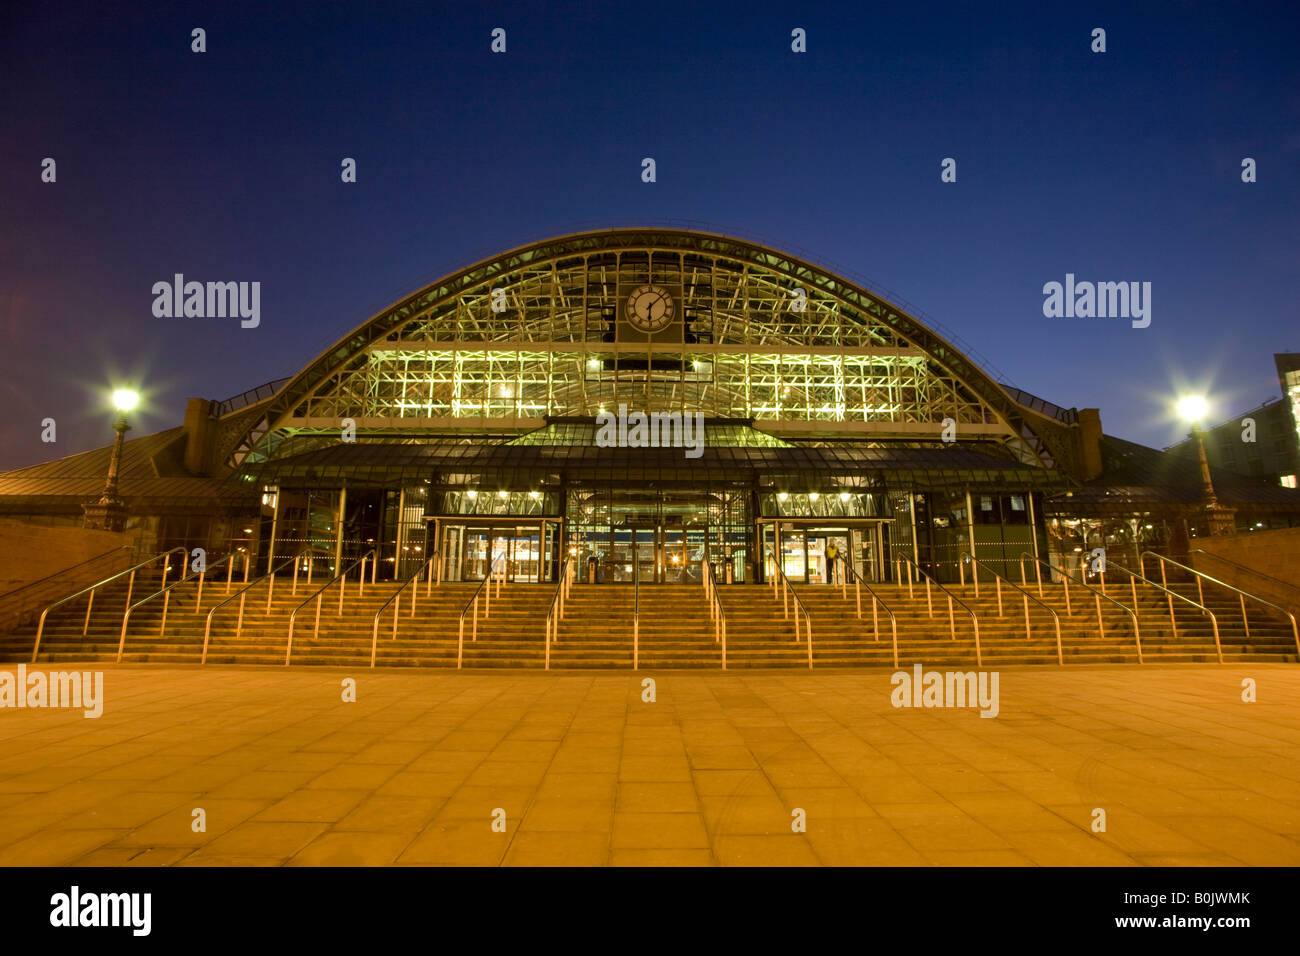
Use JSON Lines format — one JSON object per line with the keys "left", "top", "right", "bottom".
{"left": 0, "top": 664, "right": 1297, "bottom": 866}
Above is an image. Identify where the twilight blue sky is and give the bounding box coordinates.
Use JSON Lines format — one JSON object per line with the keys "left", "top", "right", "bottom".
{"left": 2, "top": 0, "right": 1297, "bottom": 470}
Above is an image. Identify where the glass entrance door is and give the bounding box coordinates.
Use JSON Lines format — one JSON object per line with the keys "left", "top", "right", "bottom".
{"left": 806, "top": 533, "right": 849, "bottom": 584}
{"left": 511, "top": 528, "right": 541, "bottom": 583}
{"left": 632, "top": 527, "right": 656, "bottom": 583}
{"left": 662, "top": 527, "right": 687, "bottom": 582}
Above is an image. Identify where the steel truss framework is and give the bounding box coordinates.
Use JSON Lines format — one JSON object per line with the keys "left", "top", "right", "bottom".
{"left": 219, "top": 229, "right": 1058, "bottom": 471}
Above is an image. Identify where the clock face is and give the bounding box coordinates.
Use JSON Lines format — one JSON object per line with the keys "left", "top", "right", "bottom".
{"left": 624, "top": 284, "right": 675, "bottom": 333}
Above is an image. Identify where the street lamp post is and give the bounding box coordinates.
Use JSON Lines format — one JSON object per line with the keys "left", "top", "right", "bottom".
{"left": 1177, "top": 395, "right": 1236, "bottom": 537}
{"left": 83, "top": 389, "right": 139, "bottom": 533}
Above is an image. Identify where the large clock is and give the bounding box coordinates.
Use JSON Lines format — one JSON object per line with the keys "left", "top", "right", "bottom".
{"left": 624, "top": 284, "right": 675, "bottom": 333}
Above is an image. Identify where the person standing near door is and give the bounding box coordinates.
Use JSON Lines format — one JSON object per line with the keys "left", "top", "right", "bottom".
{"left": 826, "top": 541, "right": 839, "bottom": 585}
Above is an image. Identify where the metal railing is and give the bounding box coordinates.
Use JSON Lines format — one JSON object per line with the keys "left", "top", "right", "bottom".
{"left": 703, "top": 559, "right": 727, "bottom": 669}
{"left": 201, "top": 548, "right": 316, "bottom": 664}
{"left": 633, "top": 555, "right": 641, "bottom": 670}
{"left": 894, "top": 552, "right": 982, "bottom": 665}
{"left": 118, "top": 552, "right": 241, "bottom": 663}
{"left": 961, "top": 552, "right": 1062, "bottom": 665}
{"left": 458, "top": 551, "right": 507, "bottom": 669}
{"left": 30, "top": 546, "right": 187, "bottom": 663}
{"left": 1141, "top": 551, "right": 1299, "bottom": 658}
{"left": 1018, "top": 552, "right": 1143, "bottom": 662}
{"left": 0, "top": 545, "right": 135, "bottom": 633}
{"left": 543, "top": 555, "right": 574, "bottom": 671}
{"left": 370, "top": 553, "right": 438, "bottom": 668}
{"left": 284, "top": 550, "right": 376, "bottom": 665}
{"left": 765, "top": 551, "right": 813, "bottom": 668}
{"left": 1105, "top": 560, "right": 1222, "bottom": 664}
{"left": 842, "top": 561, "right": 900, "bottom": 668}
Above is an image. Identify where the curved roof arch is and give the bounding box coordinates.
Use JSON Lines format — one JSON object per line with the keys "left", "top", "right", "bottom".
{"left": 216, "top": 228, "right": 1060, "bottom": 470}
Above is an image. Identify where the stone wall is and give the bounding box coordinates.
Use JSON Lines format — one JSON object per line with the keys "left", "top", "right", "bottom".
{"left": 0, "top": 518, "right": 137, "bottom": 596}
{"left": 1190, "top": 528, "right": 1300, "bottom": 614}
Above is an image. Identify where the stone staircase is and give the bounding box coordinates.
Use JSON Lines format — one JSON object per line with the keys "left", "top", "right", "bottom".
{"left": 1, "top": 566, "right": 1295, "bottom": 669}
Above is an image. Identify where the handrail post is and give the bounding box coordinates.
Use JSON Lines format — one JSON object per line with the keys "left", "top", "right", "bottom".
{"left": 925, "top": 576, "right": 932, "bottom": 617}
{"left": 226, "top": 557, "right": 235, "bottom": 593}
{"left": 947, "top": 595, "right": 955, "bottom": 641}
{"left": 338, "top": 569, "right": 347, "bottom": 616}
{"left": 293, "top": 560, "right": 300, "bottom": 596}
{"left": 871, "top": 595, "right": 879, "bottom": 641}
{"left": 195, "top": 568, "right": 206, "bottom": 612}
{"left": 82, "top": 588, "right": 95, "bottom": 636}
{"left": 1022, "top": 593, "right": 1030, "bottom": 640}
{"left": 236, "top": 592, "right": 246, "bottom": 639}
{"left": 160, "top": 589, "right": 170, "bottom": 637}
{"left": 995, "top": 575, "right": 1002, "bottom": 616}
{"left": 116, "top": 610, "right": 131, "bottom": 663}
{"left": 314, "top": 593, "right": 322, "bottom": 639}
{"left": 267, "top": 573, "right": 276, "bottom": 613}
{"left": 1095, "top": 593, "right": 1104, "bottom": 640}
{"left": 1239, "top": 593, "right": 1249, "bottom": 641}
{"left": 855, "top": 578, "right": 861, "bottom": 618}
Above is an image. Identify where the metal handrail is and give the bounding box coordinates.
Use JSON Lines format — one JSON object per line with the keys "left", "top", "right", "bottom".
{"left": 765, "top": 551, "right": 813, "bottom": 668}
{"left": 1186, "top": 549, "right": 1300, "bottom": 606}
{"left": 841, "top": 561, "right": 900, "bottom": 667}
{"left": 894, "top": 552, "right": 983, "bottom": 666}
{"left": 201, "top": 548, "right": 316, "bottom": 664}
{"left": 1018, "top": 552, "right": 1143, "bottom": 662}
{"left": 1106, "top": 559, "right": 1222, "bottom": 664}
{"left": 118, "top": 551, "right": 239, "bottom": 663}
{"left": 1141, "top": 551, "right": 1299, "bottom": 658}
{"left": 543, "top": 555, "right": 574, "bottom": 671}
{"left": 633, "top": 555, "right": 640, "bottom": 670}
{"left": 458, "top": 550, "right": 507, "bottom": 669}
{"left": 31, "top": 546, "right": 188, "bottom": 663}
{"left": 703, "top": 559, "right": 727, "bottom": 669}
{"left": 961, "top": 552, "right": 1063, "bottom": 665}
{"left": 284, "top": 549, "right": 376, "bottom": 665}
{"left": 370, "top": 553, "right": 438, "bottom": 668}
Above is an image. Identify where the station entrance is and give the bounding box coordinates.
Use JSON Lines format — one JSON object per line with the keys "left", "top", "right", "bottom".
{"left": 433, "top": 519, "right": 562, "bottom": 584}
{"left": 758, "top": 519, "right": 890, "bottom": 583}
